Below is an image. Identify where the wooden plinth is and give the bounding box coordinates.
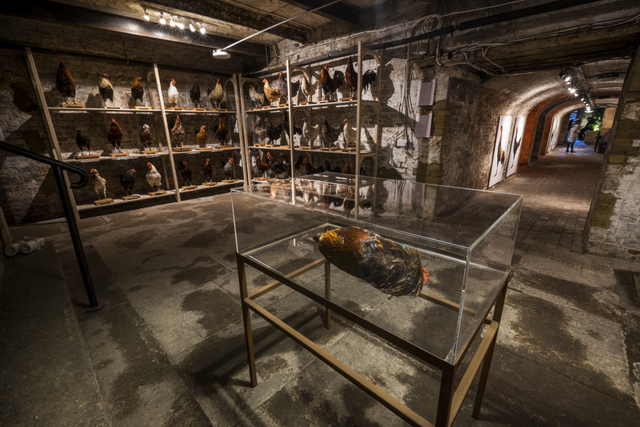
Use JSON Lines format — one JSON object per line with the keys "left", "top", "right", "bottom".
{"left": 122, "top": 195, "right": 140, "bottom": 201}
{"left": 277, "top": 145, "right": 290, "bottom": 149}
{"left": 172, "top": 147, "right": 191, "bottom": 152}
{"left": 339, "top": 97, "right": 354, "bottom": 102}
{"left": 196, "top": 147, "right": 213, "bottom": 151}
{"left": 108, "top": 152, "right": 130, "bottom": 157}
{"left": 167, "top": 107, "right": 184, "bottom": 110}
{"left": 299, "top": 101, "right": 313, "bottom": 105}
{"left": 181, "top": 185, "right": 198, "bottom": 191}
{"left": 148, "top": 190, "right": 167, "bottom": 196}
{"left": 62, "top": 104, "right": 86, "bottom": 108}
{"left": 277, "top": 103, "right": 288, "bottom": 108}
{"left": 320, "top": 147, "right": 341, "bottom": 151}
{"left": 203, "top": 182, "right": 217, "bottom": 186}
{"left": 222, "top": 179, "right": 236, "bottom": 184}
{"left": 262, "top": 106, "right": 272, "bottom": 109}
{"left": 142, "top": 150, "right": 158, "bottom": 155}
{"left": 104, "top": 106, "right": 121, "bottom": 109}
{"left": 254, "top": 177, "right": 270, "bottom": 182}
{"left": 264, "top": 144, "right": 274, "bottom": 148}
{"left": 300, "top": 146, "right": 312, "bottom": 150}
{"left": 209, "top": 108, "right": 228, "bottom": 112}
{"left": 135, "top": 106, "right": 152, "bottom": 110}
{"left": 93, "top": 198, "right": 113, "bottom": 206}
{"left": 76, "top": 154, "right": 100, "bottom": 159}
{"left": 340, "top": 148, "right": 356, "bottom": 152}
{"left": 216, "top": 145, "right": 233, "bottom": 149}
{"left": 189, "top": 108, "right": 207, "bottom": 111}
{"left": 317, "top": 100, "right": 329, "bottom": 104}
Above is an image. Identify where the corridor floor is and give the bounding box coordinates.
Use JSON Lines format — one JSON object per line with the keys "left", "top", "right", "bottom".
{"left": 492, "top": 139, "right": 603, "bottom": 253}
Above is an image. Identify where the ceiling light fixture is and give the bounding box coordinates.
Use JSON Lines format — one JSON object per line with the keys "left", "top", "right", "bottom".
{"left": 177, "top": 20, "right": 185, "bottom": 30}
{"left": 212, "top": 0, "right": 341, "bottom": 59}
{"left": 569, "top": 88, "right": 576, "bottom": 93}
{"left": 159, "top": 14, "right": 167, "bottom": 25}
{"left": 169, "top": 16, "right": 176, "bottom": 27}
{"left": 199, "top": 24, "right": 206, "bottom": 34}
{"left": 143, "top": 9, "right": 150, "bottom": 21}
{"left": 189, "top": 22, "right": 196, "bottom": 32}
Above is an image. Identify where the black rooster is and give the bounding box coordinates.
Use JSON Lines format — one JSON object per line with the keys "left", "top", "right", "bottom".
{"left": 267, "top": 152, "right": 285, "bottom": 176}
{"left": 223, "top": 158, "right": 234, "bottom": 180}
{"left": 264, "top": 118, "right": 283, "bottom": 143}
{"left": 131, "top": 76, "right": 144, "bottom": 105}
{"left": 190, "top": 79, "right": 201, "bottom": 108}
{"left": 119, "top": 168, "right": 136, "bottom": 196}
{"left": 362, "top": 70, "right": 377, "bottom": 93}
{"left": 321, "top": 118, "right": 341, "bottom": 148}
{"left": 180, "top": 160, "right": 193, "bottom": 186}
{"left": 203, "top": 159, "right": 213, "bottom": 183}
{"left": 321, "top": 64, "right": 346, "bottom": 101}
{"left": 75, "top": 129, "right": 91, "bottom": 155}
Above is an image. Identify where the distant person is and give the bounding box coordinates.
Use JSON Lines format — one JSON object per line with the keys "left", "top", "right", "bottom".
{"left": 566, "top": 122, "right": 580, "bottom": 152}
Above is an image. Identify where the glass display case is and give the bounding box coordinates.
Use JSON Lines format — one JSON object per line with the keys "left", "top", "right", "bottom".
{"left": 232, "top": 173, "right": 522, "bottom": 426}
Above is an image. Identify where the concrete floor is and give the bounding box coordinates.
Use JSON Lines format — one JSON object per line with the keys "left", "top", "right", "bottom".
{"left": 2, "top": 139, "right": 640, "bottom": 426}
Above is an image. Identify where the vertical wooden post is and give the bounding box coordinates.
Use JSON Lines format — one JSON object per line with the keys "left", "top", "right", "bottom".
{"left": 436, "top": 366, "right": 456, "bottom": 427}
{"left": 286, "top": 60, "right": 296, "bottom": 205}
{"left": 24, "top": 47, "right": 79, "bottom": 220}
{"left": 232, "top": 74, "right": 249, "bottom": 186}
{"left": 324, "top": 261, "right": 331, "bottom": 329}
{"left": 354, "top": 41, "right": 363, "bottom": 219}
{"left": 237, "top": 255, "right": 258, "bottom": 387}
{"left": 237, "top": 74, "right": 252, "bottom": 191}
{"left": 153, "top": 64, "right": 181, "bottom": 201}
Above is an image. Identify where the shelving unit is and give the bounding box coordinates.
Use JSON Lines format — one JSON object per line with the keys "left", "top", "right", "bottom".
{"left": 238, "top": 40, "right": 382, "bottom": 217}
{"left": 24, "top": 47, "right": 247, "bottom": 218}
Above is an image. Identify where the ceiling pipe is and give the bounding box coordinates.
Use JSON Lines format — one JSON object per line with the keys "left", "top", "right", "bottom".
{"left": 248, "top": 0, "right": 604, "bottom": 76}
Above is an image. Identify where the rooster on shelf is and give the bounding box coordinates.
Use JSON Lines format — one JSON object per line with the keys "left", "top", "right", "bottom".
{"left": 131, "top": 76, "right": 144, "bottom": 106}
{"left": 170, "top": 115, "right": 185, "bottom": 147}
{"left": 208, "top": 79, "right": 224, "bottom": 109}
{"left": 190, "top": 79, "right": 201, "bottom": 108}
{"left": 146, "top": 162, "right": 162, "bottom": 192}
{"left": 56, "top": 61, "right": 76, "bottom": 105}
{"left": 119, "top": 169, "right": 136, "bottom": 197}
{"left": 180, "top": 161, "right": 193, "bottom": 187}
{"left": 320, "top": 64, "right": 345, "bottom": 101}
{"left": 223, "top": 157, "right": 234, "bottom": 180}
{"left": 264, "top": 118, "right": 283, "bottom": 144}
{"left": 99, "top": 73, "right": 114, "bottom": 107}
{"left": 75, "top": 129, "right": 91, "bottom": 156}
{"left": 89, "top": 169, "right": 107, "bottom": 200}
{"left": 213, "top": 118, "right": 227, "bottom": 145}
{"left": 167, "top": 78, "right": 179, "bottom": 108}
{"left": 248, "top": 84, "right": 264, "bottom": 108}
{"left": 262, "top": 77, "right": 282, "bottom": 106}
{"left": 315, "top": 227, "right": 429, "bottom": 297}
{"left": 196, "top": 125, "right": 208, "bottom": 148}
{"left": 107, "top": 119, "right": 123, "bottom": 153}
{"left": 140, "top": 124, "right": 153, "bottom": 151}
{"left": 203, "top": 159, "right": 213, "bottom": 183}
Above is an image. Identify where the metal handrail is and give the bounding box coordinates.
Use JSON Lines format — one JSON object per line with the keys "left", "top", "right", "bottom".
{"left": 0, "top": 141, "right": 88, "bottom": 188}
{"left": 0, "top": 141, "right": 102, "bottom": 311}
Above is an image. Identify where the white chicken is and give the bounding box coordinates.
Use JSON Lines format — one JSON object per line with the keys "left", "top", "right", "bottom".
{"left": 302, "top": 117, "right": 320, "bottom": 147}
{"left": 248, "top": 84, "right": 264, "bottom": 108}
{"left": 90, "top": 169, "right": 107, "bottom": 200}
{"left": 167, "top": 78, "right": 179, "bottom": 107}
{"left": 208, "top": 79, "right": 224, "bottom": 109}
{"left": 300, "top": 68, "right": 315, "bottom": 102}
{"left": 342, "top": 119, "right": 357, "bottom": 147}
{"left": 146, "top": 162, "right": 162, "bottom": 191}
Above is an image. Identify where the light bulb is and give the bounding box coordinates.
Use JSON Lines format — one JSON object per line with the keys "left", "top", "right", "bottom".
{"left": 189, "top": 23, "right": 196, "bottom": 32}
{"left": 143, "top": 10, "right": 150, "bottom": 21}
{"left": 565, "top": 76, "right": 571, "bottom": 82}
{"left": 574, "top": 93, "right": 578, "bottom": 97}
{"left": 200, "top": 26, "right": 206, "bottom": 34}
{"left": 159, "top": 16, "right": 166, "bottom": 25}
{"left": 569, "top": 88, "right": 575, "bottom": 93}
{"left": 177, "top": 22, "right": 184, "bottom": 29}
{"left": 169, "top": 18, "right": 176, "bottom": 27}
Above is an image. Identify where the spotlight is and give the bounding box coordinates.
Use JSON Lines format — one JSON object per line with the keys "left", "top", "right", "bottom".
{"left": 574, "top": 93, "right": 578, "bottom": 97}
{"left": 143, "top": 9, "right": 150, "bottom": 21}
{"left": 189, "top": 22, "right": 196, "bottom": 32}
{"left": 569, "top": 88, "right": 576, "bottom": 93}
{"left": 581, "top": 98, "right": 584, "bottom": 101}
{"left": 565, "top": 76, "right": 571, "bottom": 82}
{"left": 169, "top": 16, "right": 176, "bottom": 27}
{"left": 159, "top": 15, "right": 166, "bottom": 25}
{"left": 177, "top": 21, "right": 185, "bottom": 30}
{"left": 199, "top": 24, "right": 206, "bottom": 34}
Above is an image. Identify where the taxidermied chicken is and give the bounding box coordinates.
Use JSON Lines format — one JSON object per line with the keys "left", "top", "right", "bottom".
{"left": 56, "top": 61, "right": 76, "bottom": 103}
{"left": 146, "top": 162, "right": 162, "bottom": 191}
{"left": 75, "top": 129, "right": 91, "bottom": 155}
{"left": 275, "top": 72, "right": 288, "bottom": 101}
{"left": 282, "top": 112, "right": 302, "bottom": 142}
{"left": 131, "top": 76, "right": 144, "bottom": 105}
{"left": 343, "top": 161, "right": 353, "bottom": 174}
{"left": 208, "top": 79, "right": 224, "bottom": 109}
{"left": 280, "top": 152, "right": 291, "bottom": 175}
{"left": 167, "top": 78, "right": 179, "bottom": 107}
{"left": 99, "top": 73, "right": 114, "bottom": 106}
{"left": 345, "top": 56, "right": 357, "bottom": 98}
{"left": 262, "top": 78, "right": 282, "bottom": 106}
{"left": 248, "top": 84, "right": 264, "bottom": 108}
{"left": 300, "top": 70, "right": 315, "bottom": 102}
{"left": 107, "top": 119, "right": 122, "bottom": 152}
{"left": 213, "top": 118, "right": 227, "bottom": 144}
{"left": 315, "top": 227, "right": 429, "bottom": 297}
{"left": 320, "top": 64, "right": 345, "bottom": 101}
{"left": 303, "top": 158, "right": 321, "bottom": 174}
{"left": 264, "top": 118, "right": 283, "bottom": 143}
{"left": 203, "top": 158, "right": 213, "bottom": 183}
{"left": 171, "top": 115, "right": 185, "bottom": 147}
{"left": 322, "top": 159, "right": 341, "bottom": 173}
{"left": 253, "top": 121, "right": 267, "bottom": 145}
{"left": 190, "top": 79, "right": 201, "bottom": 108}
{"left": 362, "top": 70, "right": 377, "bottom": 93}
{"left": 119, "top": 168, "right": 136, "bottom": 196}
{"left": 267, "top": 152, "right": 284, "bottom": 176}
{"left": 342, "top": 119, "right": 357, "bottom": 147}
{"left": 196, "top": 125, "right": 208, "bottom": 147}
{"left": 180, "top": 160, "right": 193, "bottom": 186}
{"left": 90, "top": 169, "right": 107, "bottom": 199}
{"left": 255, "top": 155, "right": 270, "bottom": 177}
{"left": 321, "top": 117, "right": 341, "bottom": 148}
{"left": 302, "top": 117, "right": 320, "bottom": 146}
{"left": 140, "top": 124, "right": 153, "bottom": 151}
{"left": 223, "top": 157, "right": 234, "bottom": 180}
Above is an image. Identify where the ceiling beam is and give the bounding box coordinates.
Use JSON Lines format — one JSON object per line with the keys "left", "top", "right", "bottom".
{"left": 277, "top": 0, "right": 360, "bottom": 26}
{"left": 2, "top": 1, "right": 267, "bottom": 58}
{"left": 143, "top": 0, "right": 309, "bottom": 43}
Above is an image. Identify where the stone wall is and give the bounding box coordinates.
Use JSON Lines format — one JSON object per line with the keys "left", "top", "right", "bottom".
{"left": 587, "top": 48, "right": 640, "bottom": 260}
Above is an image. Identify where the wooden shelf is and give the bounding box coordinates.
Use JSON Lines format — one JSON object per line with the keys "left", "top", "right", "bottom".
{"left": 248, "top": 146, "right": 368, "bottom": 155}
{"left": 164, "top": 110, "right": 237, "bottom": 115}
{"left": 64, "top": 152, "right": 170, "bottom": 163}
{"left": 48, "top": 107, "right": 162, "bottom": 113}
{"left": 292, "top": 99, "right": 378, "bottom": 110}
{"left": 77, "top": 190, "right": 178, "bottom": 218}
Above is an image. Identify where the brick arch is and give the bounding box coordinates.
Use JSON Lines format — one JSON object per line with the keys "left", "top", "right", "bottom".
{"left": 518, "top": 96, "right": 565, "bottom": 167}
